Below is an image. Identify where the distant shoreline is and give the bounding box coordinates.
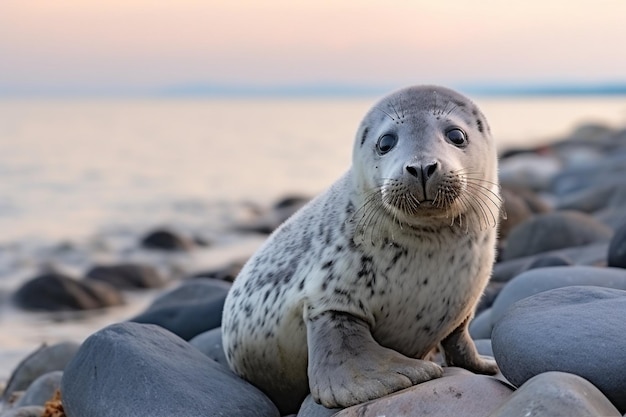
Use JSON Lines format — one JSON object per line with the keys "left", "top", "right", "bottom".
{"left": 2, "top": 82, "right": 626, "bottom": 99}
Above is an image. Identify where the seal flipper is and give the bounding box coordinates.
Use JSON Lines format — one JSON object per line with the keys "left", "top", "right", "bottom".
{"left": 440, "top": 316, "right": 499, "bottom": 374}
{"left": 307, "top": 310, "right": 443, "bottom": 408}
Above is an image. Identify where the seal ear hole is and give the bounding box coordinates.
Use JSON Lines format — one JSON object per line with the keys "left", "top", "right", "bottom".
{"left": 445, "top": 128, "right": 467, "bottom": 148}
{"left": 376, "top": 134, "right": 398, "bottom": 155}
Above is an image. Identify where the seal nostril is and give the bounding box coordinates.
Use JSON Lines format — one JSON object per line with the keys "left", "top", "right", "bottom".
{"left": 406, "top": 165, "right": 419, "bottom": 178}
{"left": 423, "top": 162, "right": 438, "bottom": 180}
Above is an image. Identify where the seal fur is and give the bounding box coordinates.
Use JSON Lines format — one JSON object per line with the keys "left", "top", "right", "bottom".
{"left": 222, "top": 85, "right": 502, "bottom": 414}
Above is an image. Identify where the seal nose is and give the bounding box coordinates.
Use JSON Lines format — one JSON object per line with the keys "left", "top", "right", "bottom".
{"left": 406, "top": 161, "right": 439, "bottom": 196}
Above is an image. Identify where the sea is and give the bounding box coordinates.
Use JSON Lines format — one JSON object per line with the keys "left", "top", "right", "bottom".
{"left": 0, "top": 95, "right": 625, "bottom": 383}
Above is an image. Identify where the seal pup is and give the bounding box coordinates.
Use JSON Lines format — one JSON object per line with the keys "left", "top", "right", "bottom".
{"left": 222, "top": 85, "right": 502, "bottom": 414}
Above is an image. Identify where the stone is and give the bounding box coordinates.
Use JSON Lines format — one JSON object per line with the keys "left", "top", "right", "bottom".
{"left": 490, "top": 266, "right": 626, "bottom": 325}
{"left": 469, "top": 308, "right": 493, "bottom": 340}
{"left": 492, "top": 286, "right": 626, "bottom": 412}
{"left": 189, "top": 259, "right": 246, "bottom": 282}
{"left": 556, "top": 181, "right": 626, "bottom": 214}
{"left": 333, "top": 371, "right": 513, "bottom": 417}
{"left": 0, "top": 406, "right": 46, "bottom": 417}
{"left": 296, "top": 395, "right": 341, "bottom": 417}
{"left": 14, "top": 371, "right": 62, "bottom": 408}
{"left": 140, "top": 228, "right": 194, "bottom": 251}
{"left": 13, "top": 273, "right": 124, "bottom": 311}
{"left": 551, "top": 155, "right": 626, "bottom": 196}
{"left": 498, "top": 153, "right": 561, "bottom": 191}
{"left": 497, "top": 187, "right": 533, "bottom": 241}
{"left": 486, "top": 371, "right": 620, "bottom": 417}
{"left": 2, "top": 342, "right": 79, "bottom": 402}
{"left": 473, "top": 339, "right": 494, "bottom": 357}
{"left": 61, "top": 322, "right": 279, "bottom": 417}
{"left": 235, "top": 195, "right": 309, "bottom": 234}
{"left": 502, "top": 211, "right": 613, "bottom": 261}
{"left": 130, "top": 278, "right": 230, "bottom": 340}
{"left": 189, "top": 327, "right": 228, "bottom": 367}
{"left": 609, "top": 223, "right": 626, "bottom": 268}
{"left": 85, "top": 263, "right": 166, "bottom": 289}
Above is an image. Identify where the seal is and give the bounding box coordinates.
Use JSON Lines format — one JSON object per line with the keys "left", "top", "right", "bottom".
{"left": 222, "top": 85, "right": 502, "bottom": 414}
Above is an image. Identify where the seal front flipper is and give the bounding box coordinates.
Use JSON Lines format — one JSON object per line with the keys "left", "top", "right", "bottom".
{"left": 440, "top": 316, "right": 499, "bottom": 375}
{"left": 307, "top": 310, "right": 443, "bottom": 408}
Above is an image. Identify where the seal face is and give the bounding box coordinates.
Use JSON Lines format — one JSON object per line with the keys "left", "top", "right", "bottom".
{"left": 222, "top": 85, "right": 502, "bottom": 414}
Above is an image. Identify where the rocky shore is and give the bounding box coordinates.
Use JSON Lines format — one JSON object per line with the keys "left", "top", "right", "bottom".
{"left": 2, "top": 123, "right": 626, "bottom": 416}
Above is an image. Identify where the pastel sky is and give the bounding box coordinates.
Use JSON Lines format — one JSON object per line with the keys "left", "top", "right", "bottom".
{"left": 2, "top": 0, "right": 626, "bottom": 94}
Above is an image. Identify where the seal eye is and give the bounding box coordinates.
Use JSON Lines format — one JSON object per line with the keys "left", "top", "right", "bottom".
{"left": 446, "top": 128, "right": 467, "bottom": 147}
{"left": 376, "top": 134, "right": 398, "bottom": 155}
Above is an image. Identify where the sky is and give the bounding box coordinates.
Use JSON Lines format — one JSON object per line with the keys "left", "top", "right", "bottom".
{"left": 2, "top": 0, "right": 626, "bottom": 95}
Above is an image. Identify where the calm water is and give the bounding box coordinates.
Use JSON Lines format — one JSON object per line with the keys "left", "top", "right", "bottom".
{"left": 0, "top": 96, "right": 625, "bottom": 382}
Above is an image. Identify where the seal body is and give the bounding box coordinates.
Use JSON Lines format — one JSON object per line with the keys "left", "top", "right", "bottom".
{"left": 222, "top": 86, "right": 501, "bottom": 414}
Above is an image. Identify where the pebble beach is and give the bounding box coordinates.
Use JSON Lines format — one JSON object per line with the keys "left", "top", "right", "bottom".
{"left": 1, "top": 99, "right": 626, "bottom": 415}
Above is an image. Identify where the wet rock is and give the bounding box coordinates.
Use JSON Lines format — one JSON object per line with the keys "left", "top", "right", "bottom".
{"left": 608, "top": 223, "right": 626, "bottom": 268}
{"left": 189, "top": 259, "right": 246, "bottom": 282}
{"left": 130, "top": 278, "right": 230, "bottom": 340}
{"left": 85, "top": 263, "right": 166, "bottom": 289}
{"left": 13, "top": 272, "right": 124, "bottom": 311}
{"left": 14, "top": 371, "right": 62, "bottom": 408}
{"left": 0, "top": 406, "right": 46, "bottom": 417}
{"left": 492, "top": 286, "right": 626, "bottom": 412}
{"left": 487, "top": 371, "right": 620, "bottom": 417}
{"left": 1, "top": 342, "right": 79, "bottom": 402}
{"left": 490, "top": 266, "right": 626, "bottom": 325}
{"left": 140, "top": 228, "right": 194, "bottom": 251}
{"left": 334, "top": 371, "right": 513, "bottom": 417}
{"left": 61, "top": 322, "right": 280, "bottom": 417}
{"left": 502, "top": 211, "right": 612, "bottom": 261}
{"left": 189, "top": 328, "right": 228, "bottom": 367}
{"left": 296, "top": 395, "right": 340, "bottom": 417}
{"left": 236, "top": 194, "right": 309, "bottom": 234}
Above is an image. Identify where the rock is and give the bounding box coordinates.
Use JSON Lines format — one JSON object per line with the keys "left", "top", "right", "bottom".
{"left": 490, "top": 266, "right": 626, "bottom": 325}
{"left": 551, "top": 154, "right": 626, "bottom": 196}
{"left": 475, "top": 282, "right": 504, "bottom": 313}
{"left": 85, "top": 263, "right": 166, "bottom": 289}
{"left": 14, "top": 371, "right": 62, "bottom": 407}
{"left": 498, "top": 188, "right": 533, "bottom": 242}
{"left": 189, "top": 259, "right": 246, "bottom": 282}
{"left": 130, "top": 278, "right": 230, "bottom": 340}
{"left": 2, "top": 342, "right": 79, "bottom": 402}
{"left": 492, "top": 286, "right": 626, "bottom": 412}
{"left": 526, "top": 254, "right": 572, "bottom": 269}
{"left": 0, "top": 406, "right": 46, "bottom": 417}
{"left": 333, "top": 371, "right": 513, "bottom": 417}
{"left": 296, "top": 395, "right": 341, "bottom": 417}
{"left": 502, "top": 211, "right": 612, "bottom": 261}
{"left": 13, "top": 273, "right": 124, "bottom": 311}
{"left": 469, "top": 308, "right": 493, "bottom": 340}
{"left": 487, "top": 371, "right": 620, "bottom": 417}
{"left": 140, "top": 228, "right": 194, "bottom": 251}
{"left": 498, "top": 153, "right": 561, "bottom": 191}
{"left": 556, "top": 181, "right": 626, "bottom": 214}
{"left": 61, "top": 322, "right": 279, "bottom": 417}
{"left": 189, "top": 328, "right": 228, "bottom": 367}
{"left": 236, "top": 195, "right": 310, "bottom": 234}
{"left": 473, "top": 339, "right": 494, "bottom": 357}
{"left": 609, "top": 223, "right": 626, "bottom": 268}
{"left": 492, "top": 242, "right": 609, "bottom": 283}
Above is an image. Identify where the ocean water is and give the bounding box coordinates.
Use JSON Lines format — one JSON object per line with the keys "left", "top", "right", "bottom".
{"left": 0, "top": 95, "right": 625, "bottom": 383}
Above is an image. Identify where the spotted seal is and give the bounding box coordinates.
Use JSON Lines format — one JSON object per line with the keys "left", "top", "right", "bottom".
{"left": 222, "top": 85, "right": 502, "bottom": 414}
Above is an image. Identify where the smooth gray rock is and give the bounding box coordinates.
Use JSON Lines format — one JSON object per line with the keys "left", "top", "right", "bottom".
{"left": 86, "top": 263, "right": 166, "bottom": 289}
{"left": 502, "top": 211, "right": 612, "bottom": 261}
{"left": 1, "top": 342, "right": 79, "bottom": 402}
{"left": 491, "top": 266, "right": 626, "bottom": 325}
{"left": 130, "top": 278, "right": 230, "bottom": 340}
{"left": 469, "top": 308, "right": 493, "bottom": 340}
{"left": 473, "top": 339, "right": 494, "bottom": 358}
{"left": 556, "top": 181, "right": 626, "bottom": 214}
{"left": 61, "top": 322, "right": 280, "bottom": 417}
{"left": 15, "top": 371, "right": 62, "bottom": 407}
{"left": 492, "top": 286, "right": 626, "bottom": 412}
{"left": 13, "top": 273, "right": 124, "bottom": 311}
{"left": 189, "top": 327, "right": 228, "bottom": 367}
{"left": 334, "top": 371, "right": 513, "bottom": 417}
{"left": 0, "top": 406, "right": 45, "bottom": 417}
{"left": 140, "top": 228, "right": 195, "bottom": 251}
{"left": 609, "top": 223, "right": 626, "bottom": 268}
{"left": 296, "top": 395, "right": 341, "bottom": 417}
{"left": 487, "top": 372, "right": 621, "bottom": 417}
